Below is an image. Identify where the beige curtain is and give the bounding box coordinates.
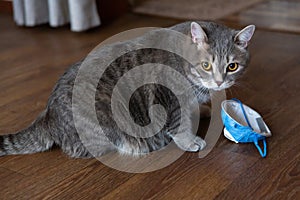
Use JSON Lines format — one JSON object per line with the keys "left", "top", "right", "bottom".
{"left": 13, "top": 0, "right": 101, "bottom": 32}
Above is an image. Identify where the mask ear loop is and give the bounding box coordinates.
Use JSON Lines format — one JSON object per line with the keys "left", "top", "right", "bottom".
{"left": 231, "top": 98, "right": 252, "bottom": 128}
{"left": 254, "top": 139, "right": 267, "bottom": 158}
{"left": 231, "top": 98, "right": 267, "bottom": 158}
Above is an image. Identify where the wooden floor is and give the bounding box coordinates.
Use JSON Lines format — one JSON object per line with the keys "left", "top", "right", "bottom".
{"left": 222, "top": 0, "right": 300, "bottom": 34}
{"left": 1, "top": 0, "right": 300, "bottom": 199}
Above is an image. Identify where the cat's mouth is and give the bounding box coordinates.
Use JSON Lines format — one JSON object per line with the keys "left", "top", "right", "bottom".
{"left": 202, "top": 82, "right": 234, "bottom": 91}
{"left": 196, "top": 78, "right": 235, "bottom": 92}
{"left": 212, "top": 81, "right": 235, "bottom": 91}
{"left": 200, "top": 82, "right": 221, "bottom": 91}
{"left": 212, "top": 87, "right": 225, "bottom": 91}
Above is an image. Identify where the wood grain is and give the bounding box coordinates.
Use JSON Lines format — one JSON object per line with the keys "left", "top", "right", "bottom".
{"left": 1, "top": 3, "right": 300, "bottom": 199}
{"left": 222, "top": 0, "right": 300, "bottom": 34}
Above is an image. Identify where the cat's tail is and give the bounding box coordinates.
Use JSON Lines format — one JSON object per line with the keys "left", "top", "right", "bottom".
{"left": 0, "top": 111, "right": 54, "bottom": 156}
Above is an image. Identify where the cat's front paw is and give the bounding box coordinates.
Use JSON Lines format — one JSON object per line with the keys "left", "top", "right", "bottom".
{"left": 173, "top": 135, "right": 206, "bottom": 152}
{"left": 186, "top": 136, "right": 206, "bottom": 152}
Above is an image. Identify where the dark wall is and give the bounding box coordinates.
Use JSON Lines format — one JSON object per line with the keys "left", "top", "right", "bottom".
{"left": 0, "top": 0, "right": 129, "bottom": 24}
{"left": 96, "top": 0, "right": 129, "bottom": 24}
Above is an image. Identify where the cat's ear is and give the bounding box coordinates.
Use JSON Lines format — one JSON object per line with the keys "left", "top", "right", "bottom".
{"left": 234, "top": 25, "right": 255, "bottom": 48}
{"left": 191, "top": 22, "right": 208, "bottom": 45}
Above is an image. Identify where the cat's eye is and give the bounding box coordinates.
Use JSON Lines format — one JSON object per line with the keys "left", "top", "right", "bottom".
{"left": 201, "top": 62, "right": 212, "bottom": 71}
{"left": 227, "top": 63, "right": 239, "bottom": 72}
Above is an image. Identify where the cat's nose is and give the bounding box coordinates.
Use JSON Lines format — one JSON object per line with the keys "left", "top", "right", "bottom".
{"left": 216, "top": 81, "right": 223, "bottom": 87}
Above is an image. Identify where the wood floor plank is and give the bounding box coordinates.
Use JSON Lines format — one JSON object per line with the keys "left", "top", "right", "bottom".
{"left": 0, "top": 150, "right": 97, "bottom": 199}
{"left": 35, "top": 161, "right": 135, "bottom": 200}
{"left": 101, "top": 151, "right": 258, "bottom": 200}
{"left": 222, "top": 0, "right": 300, "bottom": 34}
{"left": 0, "top": 167, "right": 28, "bottom": 199}
{"left": 215, "top": 130, "right": 300, "bottom": 199}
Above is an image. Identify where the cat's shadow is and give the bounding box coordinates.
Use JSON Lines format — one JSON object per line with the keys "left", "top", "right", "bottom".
{"left": 191, "top": 105, "right": 211, "bottom": 139}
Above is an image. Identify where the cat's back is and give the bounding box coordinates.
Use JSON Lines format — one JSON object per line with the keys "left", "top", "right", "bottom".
{"left": 169, "top": 21, "right": 235, "bottom": 38}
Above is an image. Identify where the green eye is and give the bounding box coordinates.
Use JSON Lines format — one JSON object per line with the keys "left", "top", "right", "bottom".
{"left": 227, "top": 63, "right": 239, "bottom": 72}
{"left": 201, "top": 62, "right": 212, "bottom": 71}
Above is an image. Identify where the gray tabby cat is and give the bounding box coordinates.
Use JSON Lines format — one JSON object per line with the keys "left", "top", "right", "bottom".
{"left": 0, "top": 21, "right": 255, "bottom": 158}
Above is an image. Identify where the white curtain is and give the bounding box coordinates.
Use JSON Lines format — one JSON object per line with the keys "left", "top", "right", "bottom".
{"left": 13, "top": 0, "right": 101, "bottom": 32}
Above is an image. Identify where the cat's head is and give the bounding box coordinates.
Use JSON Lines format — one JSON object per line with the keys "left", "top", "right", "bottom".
{"left": 188, "top": 22, "right": 255, "bottom": 91}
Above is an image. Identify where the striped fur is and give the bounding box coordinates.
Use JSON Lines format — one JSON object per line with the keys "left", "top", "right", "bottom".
{"left": 0, "top": 21, "right": 252, "bottom": 158}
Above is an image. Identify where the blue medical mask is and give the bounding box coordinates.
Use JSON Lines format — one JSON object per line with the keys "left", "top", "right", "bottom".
{"left": 221, "top": 99, "right": 272, "bottom": 158}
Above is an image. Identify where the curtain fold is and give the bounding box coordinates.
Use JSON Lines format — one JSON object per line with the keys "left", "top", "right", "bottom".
{"left": 13, "top": 0, "right": 101, "bottom": 32}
